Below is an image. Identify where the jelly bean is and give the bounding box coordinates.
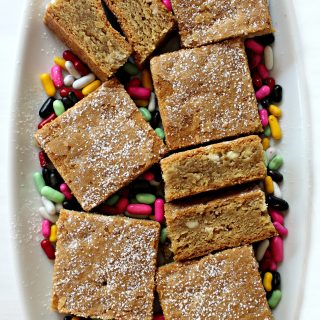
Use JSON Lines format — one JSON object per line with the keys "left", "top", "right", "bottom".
{"left": 150, "top": 110, "right": 161, "bottom": 129}
{"left": 33, "top": 172, "right": 46, "bottom": 194}
{"left": 39, "top": 206, "right": 58, "bottom": 223}
{"left": 39, "top": 97, "right": 55, "bottom": 118}
{"left": 257, "top": 64, "right": 270, "bottom": 80}
{"left": 68, "top": 91, "right": 79, "bottom": 104}
{"left": 122, "top": 61, "right": 139, "bottom": 76}
{"left": 245, "top": 39, "right": 264, "bottom": 54}
{"left": 127, "top": 78, "right": 141, "bottom": 88}
{"left": 155, "top": 128, "right": 165, "bottom": 139}
{"left": 65, "top": 60, "right": 81, "bottom": 79}
{"left": 42, "top": 220, "right": 51, "bottom": 238}
{"left": 63, "top": 316, "right": 73, "bottom": 320}
{"left": 267, "top": 169, "right": 283, "bottom": 183}
{"left": 262, "top": 137, "right": 270, "bottom": 150}
{"left": 265, "top": 147, "right": 277, "bottom": 162}
{"left": 73, "top": 73, "right": 95, "bottom": 90}
{"left": 263, "top": 272, "right": 273, "bottom": 291}
{"left": 53, "top": 56, "right": 66, "bottom": 70}
{"left": 264, "top": 46, "right": 274, "bottom": 70}
{"left": 260, "top": 97, "right": 271, "bottom": 108}
{"left": 255, "top": 33, "right": 275, "bottom": 46}
{"left": 62, "top": 97, "right": 74, "bottom": 109}
{"left": 269, "top": 115, "right": 282, "bottom": 140}
{"left": 106, "top": 194, "right": 120, "bottom": 206}
{"left": 252, "top": 72, "right": 263, "bottom": 89}
{"left": 63, "top": 50, "right": 79, "bottom": 64}
{"left": 264, "top": 77, "right": 275, "bottom": 92}
{"left": 127, "top": 204, "right": 153, "bottom": 215}
{"left": 269, "top": 209, "right": 284, "bottom": 225}
{"left": 64, "top": 74, "right": 75, "bottom": 87}
{"left": 263, "top": 152, "right": 268, "bottom": 166}
{"left": 40, "top": 73, "right": 56, "bottom": 97}
{"left": 162, "top": 0, "right": 172, "bottom": 11}
{"left": 150, "top": 180, "right": 161, "bottom": 187}
{"left": 53, "top": 99, "right": 65, "bottom": 116}
{"left": 41, "top": 196, "right": 57, "bottom": 215}
{"left": 259, "top": 109, "right": 268, "bottom": 127}
{"left": 49, "top": 224, "right": 57, "bottom": 242}
{"left": 255, "top": 85, "right": 270, "bottom": 101}
{"left": 62, "top": 198, "right": 82, "bottom": 211}
{"left": 268, "top": 155, "right": 283, "bottom": 170}
{"left": 124, "top": 212, "right": 150, "bottom": 219}
{"left": 127, "top": 87, "right": 151, "bottom": 100}
{"left": 55, "top": 203, "right": 63, "bottom": 213}
{"left": 74, "top": 60, "right": 90, "bottom": 76}
{"left": 264, "top": 176, "right": 274, "bottom": 194}
{"left": 82, "top": 80, "right": 101, "bottom": 96}
{"left": 273, "top": 181, "right": 282, "bottom": 198}
{"left": 38, "top": 113, "right": 57, "bottom": 129}
{"left": 59, "top": 87, "right": 84, "bottom": 100}
{"left": 116, "top": 197, "right": 129, "bottom": 214}
{"left": 269, "top": 104, "right": 282, "bottom": 118}
{"left": 60, "top": 183, "right": 73, "bottom": 201}
{"left": 49, "top": 172, "right": 61, "bottom": 190}
{"left": 148, "top": 92, "right": 156, "bottom": 112}
{"left": 273, "top": 221, "right": 288, "bottom": 237}
{"left": 270, "top": 236, "right": 283, "bottom": 263}
{"left": 154, "top": 198, "right": 165, "bottom": 223}
{"left": 272, "top": 271, "right": 281, "bottom": 290}
{"left": 160, "top": 227, "right": 167, "bottom": 244}
{"left": 41, "top": 186, "right": 65, "bottom": 203}
{"left": 255, "top": 239, "right": 270, "bottom": 261}
{"left": 136, "top": 193, "right": 156, "bottom": 204}
{"left": 41, "top": 239, "right": 55, "bottom": 260}
{"left": 38, "top": 151, "right": 47, "bottom": 167}
{"left": 139, "top": 107, "right": 152, "bottom": 121}
{"left": 267, "top": 195, "right": 289, "bottom": 211}
{"left": 143, "top": 171, "right": 155, "bottom": 181}
{"left": 42, "top": 168, "right": 51, "bottom": 186}
{"left": 135, "top": 99, "right": 149, "bottom": 107}
{"left": 51, "top": 65, "right": 64, "bottom": 88}
{"left": 248, "top": 53, "right": 262, "bottom": 70}
{"left": 260, "top": 257, "right": 277, "bottom": 272}
{"left": 141, "top": 69, "right": 153, "bottom": 90}
{"left": 271, "top": 85, "right": 283, "bottom": 103}
{"left": 268, "top": 290, "right": 282, "bottom": 309}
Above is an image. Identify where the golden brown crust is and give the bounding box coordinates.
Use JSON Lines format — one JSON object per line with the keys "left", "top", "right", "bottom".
{"left": 161, "top": 135, "right": 266, "bottom": 202}
{"left": 44, "top": 0, "right": 132, "bottom": 80}
{"left": 157, "top": 246, "right": 273, "bottom": 319}
{"left": 165, "top": 187, "right": 277, "bottom": 261}
{"left": 35, "top": 79, "right": 167, "bottom": 211}
{"left": 150, "top": 39, "right": 262, "bottom": 151}
{"left": 171, "top": 0, "right": 273, "bottom": 48}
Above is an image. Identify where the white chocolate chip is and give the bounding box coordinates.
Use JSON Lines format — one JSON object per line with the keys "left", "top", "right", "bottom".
{"left": 226, "top": 151, "right": 239, "bottom": 160}
{"left": 185, "top": 220, "right": 199, "bottom": 229}
{"left": 207, "top": 153, "right": 220, "bottom": 162}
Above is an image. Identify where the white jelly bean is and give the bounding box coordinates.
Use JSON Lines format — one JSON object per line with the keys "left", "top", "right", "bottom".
{"left": 39, "top": 206, "right": 58, "bottom": 223}
{"left": 148, "top": 92, "right": 156, "bottom": 112}
{"left": 63, "top": 74, "right": 75, "bottom": 87}
{"left": 266, "top": 147, "right": 277, "bottom": 162}
{"left": 256, "top": 239, "right": 270, "bottom": 261}
{"left": 150, "top": 180, "right": 161, "bottom": 187}
{"left": 264, "top": 45, "right": 274, "bottom": 71}
{"left": 65, "top": 60, "right": 81, "bottom": 79}
{"left": 72, "top": 73, "right": 95, "bottom": 90}
{"left": 273, "top": 181, "right": 282, "bottom": 198}
{"left": 55, "top": 202, "right": 63, "bottom": 213}
{"left": 41, "top": 196, "right": 56, "bottom": 215}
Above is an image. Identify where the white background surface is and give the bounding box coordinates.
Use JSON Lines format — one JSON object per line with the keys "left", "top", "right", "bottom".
{"left": 0, "top": 0, "right": 319, "bottom": 318}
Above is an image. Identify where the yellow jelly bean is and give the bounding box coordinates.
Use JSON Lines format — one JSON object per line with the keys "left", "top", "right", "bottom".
{"left": 40, "top": 73, "right": 56, "bottom": 97}
{"left": 49, "top": 224, "right": 57, "bottom": 243}
{"left": 134, "top": 99, "right": 149, "bottom": 107}
{"left": 82, "top": 80, "right": 101, "bottom": 96}
{"left": 263, "top": 272, "right": 273, "bottom": 292}
{"left": 262, "top": 137, "right": 270, "bottom": 150}
{"left": 269, "top": 104, "right": 282, "bottom": 118}
{"left": 53, "top": 56, "right": 66, "bottom": 70}
{"left": 141, "top": 69, "right": 153, "bottom": 90}
{"left": 269, "top": 115, "right": 282, "bottom": 140}
{"left": 264, "top": 176, "right": 274, "bottom": 194}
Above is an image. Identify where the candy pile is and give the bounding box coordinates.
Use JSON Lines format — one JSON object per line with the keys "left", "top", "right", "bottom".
{"left": 246, "top": 34, "right": 289, "bottom": 310}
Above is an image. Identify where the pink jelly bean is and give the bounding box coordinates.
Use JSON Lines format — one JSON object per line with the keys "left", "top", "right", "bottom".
{"left": 154, "top": 198, "right": 165, "bottom": 223}
{"left": 154, "top": 315, "right": 165, "bottom": 320}
{"left": 162, "top": 0, "right": 172, "bottom": 11}
{"left": 273, "top": 221, "right": 288, "bottom": 237}
{"left": 127, "top": 77, "right": 141, "bottom": 88}
{"left": 51, "top": 65, "right": 64, "bottom": 89}
{"left": 116, "top": 197, "right": 129, "bottom": 214}
{"left": 143, "top": 171, "right": 155, "bottom": 181}
{"left": 269, "top": 209, "right": 284, "bottom": 225}
{"left": 42, "top": 220, "right": 51, "bottom": 238}
{"left": 60, "top": 183, "right": 73, "bottom": 200}
{"left": 259, "top": 109, "right": 269, "bottom": 127}
{"left": 127, "top": 204, "right": 153, "bottom": 215}
{"left": 257, "top": 64, "right": 270, "bottom": 80}
{"left": 264, "top": 249, "right": 272, "bottom": 259}
{"left": 255, "top": 85, "right": 270, "bottom": 100}
{"left": 245, "top": 39, "right": 264, "bottom": 54}
{"left": 127, "top": 87, "right": 151, "bottom": 100}
{"left": 270, "top": 236, "right": 283, "bottom": 263}
{"left": 249, "top": 54, "right": 262, "bottom": 70}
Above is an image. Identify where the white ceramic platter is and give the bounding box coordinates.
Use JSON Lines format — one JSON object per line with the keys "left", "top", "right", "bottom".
{"left": 10, "top": 0, "right": 312, "bottom": 319}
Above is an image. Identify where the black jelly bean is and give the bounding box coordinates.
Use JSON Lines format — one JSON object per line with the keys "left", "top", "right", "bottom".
{"left": 266, "top": 290, "right": 273, "bottom": 300}
{"left": 150, "top": 111, "right": 160, "bottom": 129}
{"left": 68, "top": 91, "right": 79, "bottom": 104}
{"left": 267, "top": 195, "right": 289, "bottom": 211}
{"left": 267, "top": 169, "right": 283, "bottom": 183}
{"left": 255, "top": 33, "right": 275, "bottom": 46}
{"left": 42, "top": 167, "right": 51, "bottom": 186}
{"left": 271, "top": 85, "right": 283, "bottom": 103}
{"left": 63, "top": 198, "right": 82, "bottom": 211}
{"left": 63, "top": 316, "right": 73, "bottom": 320}
{"left": 49, "top": 172, "right": 61, "bottom": 190}
{"left": 62, "top": 97, "right": 74, "bottom": 109}
{"left": 272, "top": 271, "right": 281, "bottom": 290}
{"left": 260, "top": 97, "right": 271, "bottom": 108}
{"left": 39, "top": 97, "right": 55, "bottom": 118}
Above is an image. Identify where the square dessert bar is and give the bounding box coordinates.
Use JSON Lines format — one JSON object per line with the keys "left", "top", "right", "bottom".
{"left": 52, "top": 209, "right": 160, "bottom": 320}
{"left": 44, "top": 0, "right": 132, "bottom": 80}
{"left": 161, "top": 135, "right": 266, "bottom": 202}
{"left": 171, "top": 0, "right": 272, "bottom": 48}
{"left": 35, "top": 79, "right": 167, "bottom": 211}
{"left": 157, "top": 246, "right": 272, "bottom": 320}
{"left": 104, "top": 0, "right": 176, "bottom": 66}
{"left": 165, "top": 187, "right": 277, "bottom": 261}
{"left": 150, "top": 39, "right": 262, "bottom": 150}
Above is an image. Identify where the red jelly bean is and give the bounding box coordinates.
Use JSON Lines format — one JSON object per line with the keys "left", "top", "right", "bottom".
{"left": 127, "top": 87, "right": 151, "bottom": 100}
{"left": 127, "top": 77, "right": 141, "bottom": 88}
{"left": 62, "top": 50, "right": 79, "bottom": 64}
{"left": 38, "top": 113, "right": 57, "bottom": 129}
{"left": 59, "top": 87, "right": 84, "bottom": 100}
{"left": 74, "top": 60, "right": 90, "bottom": 76}
{"left": 249, "top": 54, "right": 262, "bottom": 70}
{"left": 252, "top": 72, "right": 263, "bottom": 89}
{"left": 270, "top": 236, "right": 283, "bottom": 263}
{"left": 41, "top": 239, "right": 55, "bottom": 260}
{"left": 116, "top": 197, "right": 129, "bottom": 214}
{"left": 257, "top": 64, "right": 270, "bottom": 80}
{"left": 245, "top": 39, "right": 264, "bottom": 54}
{"left": 38, "top": 151, "right": 47, "bottom": 167}
{"left": 264, "top": 77, "right": 276, "bottom": 92}
{"left": 143, "top": 171, "right": 155, "bottom": 181}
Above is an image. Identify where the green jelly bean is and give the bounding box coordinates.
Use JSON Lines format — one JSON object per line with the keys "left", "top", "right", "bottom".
{"left": 105, "top": 194, "right": 120, "bottom": 206}
{"left": 264, "top": 125, "right": 271, "bottom": 137}
{"left": 136, "top": 193, "right": 156, "bottom": 204}
{"left": 33, "top": 172, "right": 46, "bottom": 194}
{"left": 268, "top": 155, "right": 284, "bottom": 170}
{"left": 53, "top": 100, "right": 65, "bottom": 116}
{"left": 139, "top": 107, "right": 152, "bottom": 122}
{"left": 122, "top": 61, "right": 139, "bottom": 76}
{"left": 268, "top": 289, "right": 282, "bottom": 309}
{"left": 263, "top": 152, "right": 268, "bottom": 167}
{"left": 41, "top": 186, "right": 65, "bottom": 203}
{"left": 155, "top": 127, "right": 165, "bottom": 139}
{"left": 160, "top": 227, "right": 167, "bottom": 244}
